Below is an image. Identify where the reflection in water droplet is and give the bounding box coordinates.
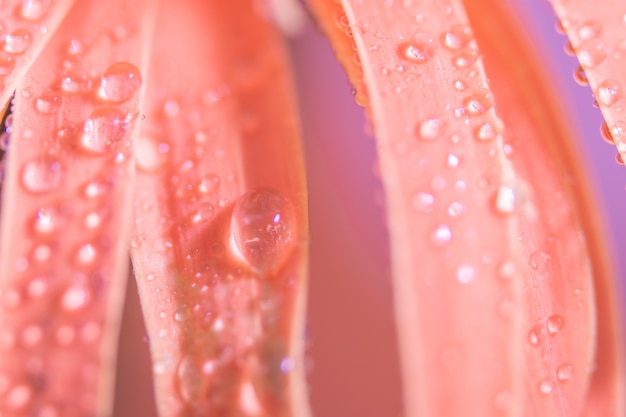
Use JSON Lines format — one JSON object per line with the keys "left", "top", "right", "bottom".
{"left": 4, "top": 29, "right": 32, "bottom": 54}
{"left": 230, "top": 189, "right": 295, "bottom": 274}
{"left": 397, "top": 32, "right": 438, "bottom": 64}
{"left": 464, "top": 89, "right": 494, "bottom": 116}
{"left": 21, "top": 159, "right": 63, "bottom": 193}
{"left": 99, "top": 62, "right": 142, "bottom": 103}
{"left": 546, "top": 314, "right": 565, "bottom": 335}
{"left": 80, "top": 107, "right": 128, "bottom": 154}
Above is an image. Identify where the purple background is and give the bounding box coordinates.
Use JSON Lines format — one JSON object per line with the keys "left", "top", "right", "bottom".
{"left": 112, "top": 2, "right": 626, "bottom": 416}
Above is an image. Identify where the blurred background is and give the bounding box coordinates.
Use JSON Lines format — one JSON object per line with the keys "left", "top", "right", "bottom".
{"left": 112, "top": 1, "right": 626, "bottom": 416}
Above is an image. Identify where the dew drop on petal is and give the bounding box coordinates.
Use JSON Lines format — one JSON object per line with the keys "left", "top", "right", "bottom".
{"left": 20, "top": 0, "right": 50, "bottom": 21}
{"left": 431, "top": 224, "right": 451, "bottom": 246}
{"left": 21, "top": 159, "right": 63, "bottom": 193}
{"left": 447, "top": 201, "right": 464, "bottom": 217}
{"left": 577, "top": 21, "right": 601, "bottom": 41}
{"left": 60, "top": 285, "right": 89, "bottom": 312}
{"left": 416, "top": 118, "right": 445, "bottom": 140}
{"left": 191, "top": 203, "right": 215, "bottom": 224}
{"left": 230, "top": 188, "right": 296, "bottom": 274}
{"left": 456, "top": 263, "right": 475, "bottom": 284}
{"left": 495, "top": 185, "right": 516, "bottom": 214}
{"left": 4, "top": 29, "right": 32, "bottom": 54}
{"left": 578, "top": 38, "right": 607, "bottom": 68}
{"left": 412, "top": 192, "right": 434, "bottom": 212}
{"left": 35, "top": 89, "right": 61, "bottom": 114}
{"left": 99, "top": 62, "right": 142, "bottom": 103}
{"left": 452, "top": 49, "right": 479, "bottom": 68}
{"left": 397, "top": 32, "right": 438, "bottom": 64}
{"left": 530, "top": 250, "right": 550, "bottom": 271}
{"left": 596, "top": 79, "right": 622, "bottom": 107}
{"left": 539, "top": 378, "right": 555, "bottom": 395}
{"left": 442, "top": 24, "right": 472, "bottom": 50}
{"left": 4, "top": 384, "right": 31, "bottom": 410}
{"left": 134, "top": 134, "right": 167, "bottom": 172}
{"left": 556, "top": 363, "right": 574, "bottom": 382}
{"left": 464, "top": 89, "right": 494, "bottom": 116}
{"left": 80, "top": 107, "right": 128, "bottom": 154}
{"left": 546, "top": 314, "right": 565, "bottom": 335}
{"left": 0, "top": 51, "right": 15, "bottom": 75}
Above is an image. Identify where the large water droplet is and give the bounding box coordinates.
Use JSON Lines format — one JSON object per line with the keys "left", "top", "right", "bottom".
{"left": 230, "top": 188, "right": 296, "bottom": 274}
{"left": 21, "top": 159, "right": 63, "bottom": 193}
{"left": 80, "top": 107, "right": 128, "bottom": 154}
{"left": 98, "top": 62, "right": 142, "bottom": 103}
{"left": 4, "top": 29, "right": 32, "bottom": 54}
{"left": 397, "top": 32, "right": 438, "bottom": 64}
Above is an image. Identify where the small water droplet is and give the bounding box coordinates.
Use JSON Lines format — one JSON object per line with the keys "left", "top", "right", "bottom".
{"left": 98, "top": 62, "right": 142, "bottom": 103}
{"left": 65, "top": 39, "right": 84, "bottom": 57}
{"left": 578, "top": 38, "right": 607, "bottom": 68}
{"left": 442, "top": 24, "right": 472, "bottom": 50}
{"left": 556, "top": 363, "right": 574, "bottom": 382}
{"left": 35, "top": 89, "right": 61, "bottom": 114}
{"left": 61, "top": 70, "right": 93, "bottom": 94}
{"left": 539, "top": 378, "right": 555, "bottom": 395}
{"left": 573, "top": 65, "right": 588, "bottom": 85}
{"left": 197, "top": 173, "right": 220, "bottom": 194}
{"left": 412, "top": 192, "right": 434, "bottom": 212}
{"left": 546, "top": 314, "right": 565, "bottom": 334}
{"left": 60, "top": 284, "right": 89, "bottom": 312}
{"left": 431, "top": 224, "right": 451, "bottom": 246}
{"left": 21, "top": 159, "right": 63, "bottom": 193}
{"left": 456, "top": 263, "right": 475, "bottom": 284}
{"left": 27, "top": 278, "right": 47, "bottom": 298}
{"left": 494, "top": 185, "right": 516, "bottom": 214}
{"left": 596, "top": 79, "right": 622, "bottom": 106}
{"left": 464, "top": 89, "right": 494, "bottom": 116}
{"left": 577, "top": 21, "right": 601, "bottom": 41}
{"left": 134, "top": 134, "right": 168, "bottom": 171}
{"left": 498, "top": 261, "right": 516, "bottom": 279}
{"left": 530, "top": 250, "right": 550, "bottom": 271}
{"left": 191, "top": 203, "right": 215, "bottom": 224}
{"left": 452, "top": 49, "right": 479, "bottom": 68}
{"left": 33, "top": 207, "right": 56, "bottom": 234}
{"left": 76, "top": 243, "right": 96, "bottom": 265}
{"left": 397, "top": 32, "right": 438, "bottom": 64}
{"left": 80, "top": 107, "right": 128, "bottom": 154}
{"left": 0, "top": 51, "right": 15, "bottom": 75}
{"left": 4, "top": 29, "right": 32, "bottom": 54}
{"left": 20, "top": 0, "right": 50, "bottom": 21}
{"left": 164, "top": 99, "right": 179, "bottom": 117}
{"left": 416, "top": 117, "right": 445, "bottom": 140}
{"left": 528, "top": 327, "right": 541, "bottom": 346}
{"left": 447, "top": 153, "right": 460, "bottom": 168}
{"left": 447, "top": 201, "right": 464, "bottom": 217}
{"left": 230, "top": 189, "right": 296, "bottom": 274}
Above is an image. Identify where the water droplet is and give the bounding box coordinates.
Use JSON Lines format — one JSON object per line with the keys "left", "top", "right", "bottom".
{"left": 530, "top": 250, "right": 550, "bottom": 271}
{"left": 32, "top": 244, "right": 51, "bottom": 263}
{"left": 27, "top": 278, "right": 47, "bottom": 298}
{"left": 578, "top": 38, "right": 607, "bottom": 68}
{"left": 452, "top": 49, "right": 479, "bottom": 68}
{"left": 230, "top": 189, "right": 295, "bottom": 274}
{"left": 498, "top": 261, "right": 516, "bottom": 279}
{"left": 0, "top": 51, "right": 15, "bottom": 75}
{"left": 98, "top": 61, "right": 142, "bottom": 103}
{"left": 163, "top": 99, "right": 179, "bottom": 117}
{"left": 60, "top": 284, "right": 89, "bottom": 312}
{"left": 447, "top": 153, "right": 460, "bottom": 168}
{"left": 456, "top": 264, "right": 475, "bottom": 284}
{"left": 197, "top": 173, "right": 220, "bottom": 194}
{"left": 76, "top": 243, "right": 96, "bottom": 265}
{"left": 21, "top": 158, "right": 63, "bottom": 193}
{"left": 577, "top": 21, "right": 601, "bottom": 41}
{"left": 4, "top": 29, "right": 32, "bottom": 54}
{"left": 80, "top": 107, "right": 128, "bottom": 154}
{"left": 447, "top": 201, "right": 464, "bottom": 217}
{"left": 20, "top": 0, "right": 49, "bottom": 21}
{"left": 412, "top": 192, "right": 434, "bottom": 212}
{"left": 4, "top": 384, "right": 31, "bottom": 409}
{"left": 65, "top": 39, "right": 84, "bottom": 57}
{"left": 61, "top": 70, "right": 93, "bottom": 94}
{"left": 573, "top": 65, "right": 588, "bottom": 85}
{"left": 601, "top": 121, "right": 615, "bottom": 144}
{"left": 596, "top": 79, "right": 622, "bottom": 106}
{"left": 442, "top": 24, "right": 472, "bottom": 50}
{"left": 556, "top": 363, "right": 574, "bottom": 382}
{"left": 546, "top": 314, "right": 565, "bottom": 334}
{"left": 431, "top": 224, "right": 451, "bottom": 246}
{"left": 35, "top": 89, "right": 61, "bottom": 114}
{"left": 528, "top": 327, "right": 541, "bottom": 346}
{"left": 416, "top": 117, "right": 445, "bottom": 140}
{"left": 495, "top": 185, "right": 516, "bottom": 214}
{"left": 134, "top": 134, "right": 168, "bottom": 171}
{"left": 33, "top": 207, "right": 56, "bottom": 234}
{"left": 397, "top": 32, "right": 438, "bottom": 64}
{"left": 191, "top": 203, "right": 215, "bottom": 224}
{"left": 464, "top": 89, "right": 494, "bottom": 116}
{"left": 474, "top": 120, "right": 502, "bottom": 142}
{"left": 539, "top": 378, "right": 554, "bottom": 395}
{"left": 177, "top": 355, "right": 203, "bottom": 404}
